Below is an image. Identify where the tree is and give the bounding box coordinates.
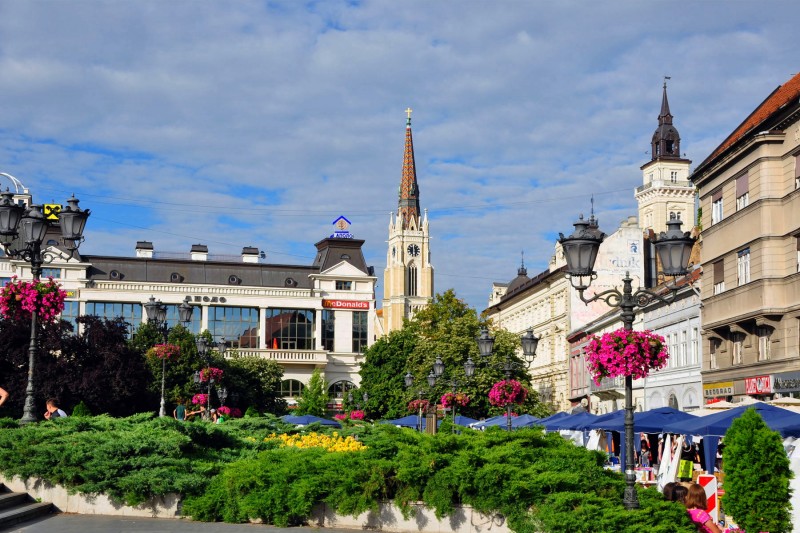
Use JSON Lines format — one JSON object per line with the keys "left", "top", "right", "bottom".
{"left": 722, "top": 408, "right": 792, "bottom": 533}
{"left": 360, "top": 289, "right": 549, "bottom": 420}
{"left": 224, "top": 355, "right": 286, "bottom": 414}
{"left": 295, "top": 368, "right": 328, "bottom": 416}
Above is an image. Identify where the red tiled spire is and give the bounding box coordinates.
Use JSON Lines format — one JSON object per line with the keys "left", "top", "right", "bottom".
{"left": 398, "top": 108, "right": 420, "bottom": 229}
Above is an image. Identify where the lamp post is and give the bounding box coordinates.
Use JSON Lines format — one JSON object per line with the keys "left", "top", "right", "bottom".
{"left": 347, "top": 390, "right": 369, "bottom": 410}
{"left": 0, "top": 191, "right": 90, "bottom": 424}
{"left": 144, "top": 295, "right": 194, "bottom": 417}
{"left": 405, "top": 356, "right": 476, "bottom": 433}
{"left": 194, "top": 337, "right": 226, "bottom": 419}
{"left": 404, "top": 370, "right": 438, "bottom": 432}
{"left": 476, "top": 328, "right": 539, "bottom": 431}
{"left": 558, "top": 212, "right": 695, "bottom": 510}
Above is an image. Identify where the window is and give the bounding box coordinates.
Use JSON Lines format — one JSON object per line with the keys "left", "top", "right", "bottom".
{"left": 711, "top": 190, "right": 723, "bottom": 224}
{"left": 280, "top": 379, "right": 305, "bottom": 398}
{"left": 159, "top": 303, "right": 202, "bottom": 334}
{"left": 209, "top": 306, "right": 259, "bottom": 348}
{"left": 732, "top": 332, "right": 745, "bottom": 365}
{"left": 321, "top": 310, "right": 335, "bottom": 351}
{"left": 352, "top": 311, "right": 368, "bottom": 353}
{"left": 61, "top": 300, "right": 80, "bottom": 330}
{"left": 796, "top": 236, "right": 800, "bottom": 273}
{"left": 757, "top": 327, "right": 772, "bottom": 361}
{"left": 406, "top": 265, "right": 417, "bottom": 296}
{"left": 335, "top": 280, "right": 352, "bottom": 291}
{"left": 735, "top": 173, "right": 749, "bottom": 210}
{"left": 0, "top": 277, "right": 11, "bottom": 287}
{"left": 680, "top": 331, "right": 687, "bottom": 366}
{"left": 737, "top": 248, "right": 750, "bottom": 286}
{"left": 795, "top": 154, "right": 800, "bottom": 190}
{"left": 265, "top": 308, "right": 314, "bottom": 350}
{"left": 41, "top": 267, "right": 62, "bottom": 279}
{"left": 85, "top": 302, "right": 143, "bottom": 337}
{"left": 328, "top": 380, "right": 355, "bottom": 400}
{"left": 690, "top": 328, "right": 698, "bottom": 365}
{"left": 713, "top": 261, "right": 725, "bottom": 295}
{"left": 668, "top": 393, "right": 679, "bottom": 409}
{"left": 670, "top": 171, "right": 678, "bottom": 183}
{"left": 710, "top": 339, "right": 719, "bottom": 370}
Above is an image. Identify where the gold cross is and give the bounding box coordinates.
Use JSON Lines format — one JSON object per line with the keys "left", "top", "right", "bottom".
{"left": 405, "top": 107, "right": 413, "bottom": 119}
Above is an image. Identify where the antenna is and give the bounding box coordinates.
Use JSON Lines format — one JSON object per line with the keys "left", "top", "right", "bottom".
{"left": 521, "top": 250, "right": 525, "bottom": 268}
{"left": 590, "top": 195, "right": 595, "bottom": 216}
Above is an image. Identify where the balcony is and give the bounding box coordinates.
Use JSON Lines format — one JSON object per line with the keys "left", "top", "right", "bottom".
{"left": 233, "top": 349, "right": 328, "bottom": 365}
{"left": 635, "top": 180, "right": 694, "bottom": 194}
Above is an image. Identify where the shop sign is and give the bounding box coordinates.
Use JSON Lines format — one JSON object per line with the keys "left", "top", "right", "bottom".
{"left": 703, "top": 381, "right": 734, "bottom": 398}
{"left": 773, "top": 371, "right": 800, "bottom": 393}
{"left": 745, "top": 375, "right": 772, "bottom": 395}
{"left": 322, "top": 299, "right": 369, "bottom": 310}
{"left": 65, "top": 290, "right": 77, "bottom": 298}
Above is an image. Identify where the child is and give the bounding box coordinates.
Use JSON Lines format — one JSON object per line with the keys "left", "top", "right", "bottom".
{"left": 684, "top": 483, "right": 722, "bottom": 533}
{"left": 672, "top": 484, "right": 688, "bottom": 505}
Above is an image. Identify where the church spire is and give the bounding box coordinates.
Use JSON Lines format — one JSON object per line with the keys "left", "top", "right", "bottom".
{"left": 651, "top": 77, "right": 681, "bottom": 160}
{"left": 398, "top": 107, "right": 421, "bottom": 229}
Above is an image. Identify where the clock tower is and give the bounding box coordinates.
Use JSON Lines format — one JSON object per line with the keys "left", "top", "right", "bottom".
{"left": 382, "top": 109, "right": 434, "bottom": 334}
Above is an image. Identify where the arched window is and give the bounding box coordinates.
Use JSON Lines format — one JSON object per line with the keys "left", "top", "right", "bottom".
{"left": 668, "top": 393, "right": 679, "bottom": 410}
{"left": 328, "top": 380, "right": 355, "bottom": 399}
{"left": 406, "top": 264, "right": 418, "bottom": 296}
{"left": 280, "top": 379, "right": 306, "bottom": 398}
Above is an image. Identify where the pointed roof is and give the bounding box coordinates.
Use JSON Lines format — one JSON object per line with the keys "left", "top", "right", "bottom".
{"left": 695, "top": 72, "right": 800, "bottom": 173}
{"left": 398, "top": 108, "right": 421, "bottom": 230}
{"left": 650, "top": 79, "right": 683, "bottom": 160}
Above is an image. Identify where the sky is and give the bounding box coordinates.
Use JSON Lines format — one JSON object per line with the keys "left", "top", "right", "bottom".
{"left": 0, "top": 1, "right": 798, "bottom": 311}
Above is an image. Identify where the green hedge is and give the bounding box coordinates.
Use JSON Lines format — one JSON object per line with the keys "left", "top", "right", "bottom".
{"left": 0, "top": 415, "right": 695, "bottom": 532}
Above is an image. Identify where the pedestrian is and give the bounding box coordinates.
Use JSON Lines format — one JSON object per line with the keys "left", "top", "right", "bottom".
{"left": 684, "top": 483, "right": 722, "bottom": 533}
{"left": 672, "top": 484, "right": 688, "bottom": 505}
{"left": 662, "top": 482, "right": 677, "bottom": 502}
{"left": 43, "top": 398, "right": 67, "bottom": 420}
{"left": 173, "top": 399, "right": 186, "bottom": 422}
{"left": 0, "top": 386, "right": 8, "bottom": 408}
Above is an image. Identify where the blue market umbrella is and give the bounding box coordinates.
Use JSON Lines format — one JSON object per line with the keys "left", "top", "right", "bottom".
{"left": 662, "top": 403, "right": 800, "bottom": 437}
{"left": 541, "top": 411, "right": 599, "bottom": 431}
{"left": 510, "top": 413, "right": 542, "bottom": 428}
{"left": 281, "top": 414, "right": 342, "bottom": 428}
{"left": 536, "top": 411, "right": 571, "bottom": 426}
{"left": 452, "top": 415, "right": 479, "bottom": 426}
{"left": 576, "top": 410, "right": 623, "bottom": 430}
{"left": 586, "top": 407, "right": 697, "bottom": 433}
{"left": 381, "top": 415, "right": 426, "bottom": 429}
{"left": 470, "top": 414, "right": 508, "bottom": 429}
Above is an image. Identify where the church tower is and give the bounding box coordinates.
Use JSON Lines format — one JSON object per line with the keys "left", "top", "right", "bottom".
{"left": 635, "top": 80, "right": 695, "bottom": 234}
{"left": 382, "top": 109, "right": 434, "bottom": 334}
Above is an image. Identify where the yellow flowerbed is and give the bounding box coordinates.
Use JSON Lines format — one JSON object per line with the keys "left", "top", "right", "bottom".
{"left": 265, "top": 431, "right": 367, "bottom": 452}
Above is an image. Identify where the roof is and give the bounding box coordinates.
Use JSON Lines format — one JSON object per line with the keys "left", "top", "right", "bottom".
{"left": 696, "top": 72, "right": 800, "bottom": 172}
{"left": 484, "top": 265, "right": 567, "bottom": 312}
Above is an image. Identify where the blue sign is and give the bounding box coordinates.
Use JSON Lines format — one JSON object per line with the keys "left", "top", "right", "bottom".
{"left": 330, "top": 216, "right": 354, "bottom": 239}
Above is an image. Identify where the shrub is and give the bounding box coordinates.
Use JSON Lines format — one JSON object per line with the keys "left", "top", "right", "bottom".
{"left": 71, "top": 401, "right": 92, "bottom": 417}
{"left": 722, "top": 408, "right": 792, "bottom": 533}
{"left": 244, "top": 406, "right": 260, "bottom": 418}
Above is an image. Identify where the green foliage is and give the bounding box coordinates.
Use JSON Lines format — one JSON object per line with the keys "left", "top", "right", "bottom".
{"left": 722, "top": 408, "right": 792, "bottom": 533}
{"left": 295, "top": 368, "right": 328, "bottom": 416}
{"left": 71, "top": 401, "right": 92, "bottom": 417}
{"left": 223, "top": 356, "right": 286, "bottom": 414}
{"left": 244, "top": 406, "right": 261, "bottom": 418}
{"left": 361, "top": 289, "right": 550, "bottom": 420}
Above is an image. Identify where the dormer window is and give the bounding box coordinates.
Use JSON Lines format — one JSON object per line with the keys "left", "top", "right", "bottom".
{"left": 336, "top": 280, "right": 352, "bottom": 291}
{"left": 665, "top": 140, "right": 674, "bottom": 154}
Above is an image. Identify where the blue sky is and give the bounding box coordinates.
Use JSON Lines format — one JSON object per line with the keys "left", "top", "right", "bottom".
{"left": 0, "top": 1, "right": 798, "bottom": 310}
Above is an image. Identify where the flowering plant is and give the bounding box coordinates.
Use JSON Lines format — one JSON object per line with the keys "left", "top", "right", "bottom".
{"left": 229, "top": 407, "right": 242, "bottom": 418}
{"left": 191, "top": 393, "right": 207, "bottom": 405}
{"left": 0, "top": 276, "right": 66, "bottom": 322}
{"left": 349, "top": 409, "right": 365, "bottom": 421}
{"left": 489, "top": 379, "right": 528, "bottom": 407}
{"left": 584, "top": 328, "right": 668, "bottom": 385}
{"left": 408, "top": 399, "right": 430, "bottom": 412}
{"left": 151, "top": 343, "right": 180, "bottom": 360}
{"left": 199, "top": 367, "right": 224, "bottom": 382}
{"left": 334, "top": 413, "right": 348, "bottom": 421}
{"left": 217, "top": 406, "right": 231, "bottom": 416}
{"left": 441, "top": 392, "right": 470, "bottom": 408}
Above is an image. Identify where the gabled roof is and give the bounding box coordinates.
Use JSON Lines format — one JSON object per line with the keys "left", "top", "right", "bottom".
{"left": 695, "top": 72, "right": 800, "bottom": 173}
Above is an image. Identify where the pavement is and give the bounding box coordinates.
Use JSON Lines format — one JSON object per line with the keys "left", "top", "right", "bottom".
{"left": 4, "top": 514, "right": 361, "bottom": 533}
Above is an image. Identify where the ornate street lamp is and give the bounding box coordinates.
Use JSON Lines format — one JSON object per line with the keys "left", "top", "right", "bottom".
{"left": 0, "top": 190, "right": 90, "bottom": 424}
{"left": 144, "top": 295, "right": 194, "bottom": 417}
{"left": 475, "top": 328, "right": 538, "bottom": 431}
{"left": 194, "top": 336, "right": 227, "bottom": 418}
{"left": 558, "top": 212, "right": 695, "bottom": 510}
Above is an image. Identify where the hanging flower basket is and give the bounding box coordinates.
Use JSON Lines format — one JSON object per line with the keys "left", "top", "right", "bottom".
{"left": 408, "top": 399, "right": 430, "bottom": 412}
{"left": 150, "top": 343, "right": 181, "bottom": 360}
{"left": 199, "top": 367, "right": 224, "bottom": 382}
{"left": 191, "top": 393, "right": 208, "bottom": 405}
{"left": 217, "top": 406, "right": 231, "bottom": 416}
{"left": 489, "top": 379, "right": 528, "bottom": 407}
{"left": 441, "top": 392, "right": 470, "bottom": 408}
{"left": 584, "top": 328, "right": 668, "bottom": 385}
{"left": 0, "top": 276, "right": 66, "bottom": 322}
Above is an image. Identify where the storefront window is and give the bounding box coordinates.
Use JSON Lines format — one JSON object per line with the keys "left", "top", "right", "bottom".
{"left": 328, "top": 380, "right": 355, "bottom": 399}
{"left": 322, "top": 310, "right": 335, "bottom": 351}
{"left": 352, "top": 311, "right": 368, "bottom": 353}
{"left": 266, "top": 308, "right": 315, "bottom": 350}
{"left": 85, "top": 302, "right": 142, "bottom": 337}
{"left": 209, "top": 306, "right": 259, "bottom": 347}
{"left": 280, "top": 379, "right": 305, "bottom": 398}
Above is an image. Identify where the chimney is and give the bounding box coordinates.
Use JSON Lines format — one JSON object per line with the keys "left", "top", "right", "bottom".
{"left": 190, "top": 244, "right": 208, "bottom": 261}
{"left": 135, "top": 241, "right": 154, "bottom": 259}
{"left": 242, "top": 246, "right": 259, "bottom": 264}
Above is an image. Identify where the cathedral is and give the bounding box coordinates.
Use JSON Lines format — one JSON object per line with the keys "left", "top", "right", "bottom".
{"left": 381, "top": 109, "right": 434, "bottom": 334}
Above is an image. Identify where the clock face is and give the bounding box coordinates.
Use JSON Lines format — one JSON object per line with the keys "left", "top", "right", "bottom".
{"left": 407, "top": 244, "right": 420, "bottom": 257}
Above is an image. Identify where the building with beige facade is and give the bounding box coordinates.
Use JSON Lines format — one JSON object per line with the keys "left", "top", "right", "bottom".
{"left": 690, "top": 72, "right": 800, "bottom": 401}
